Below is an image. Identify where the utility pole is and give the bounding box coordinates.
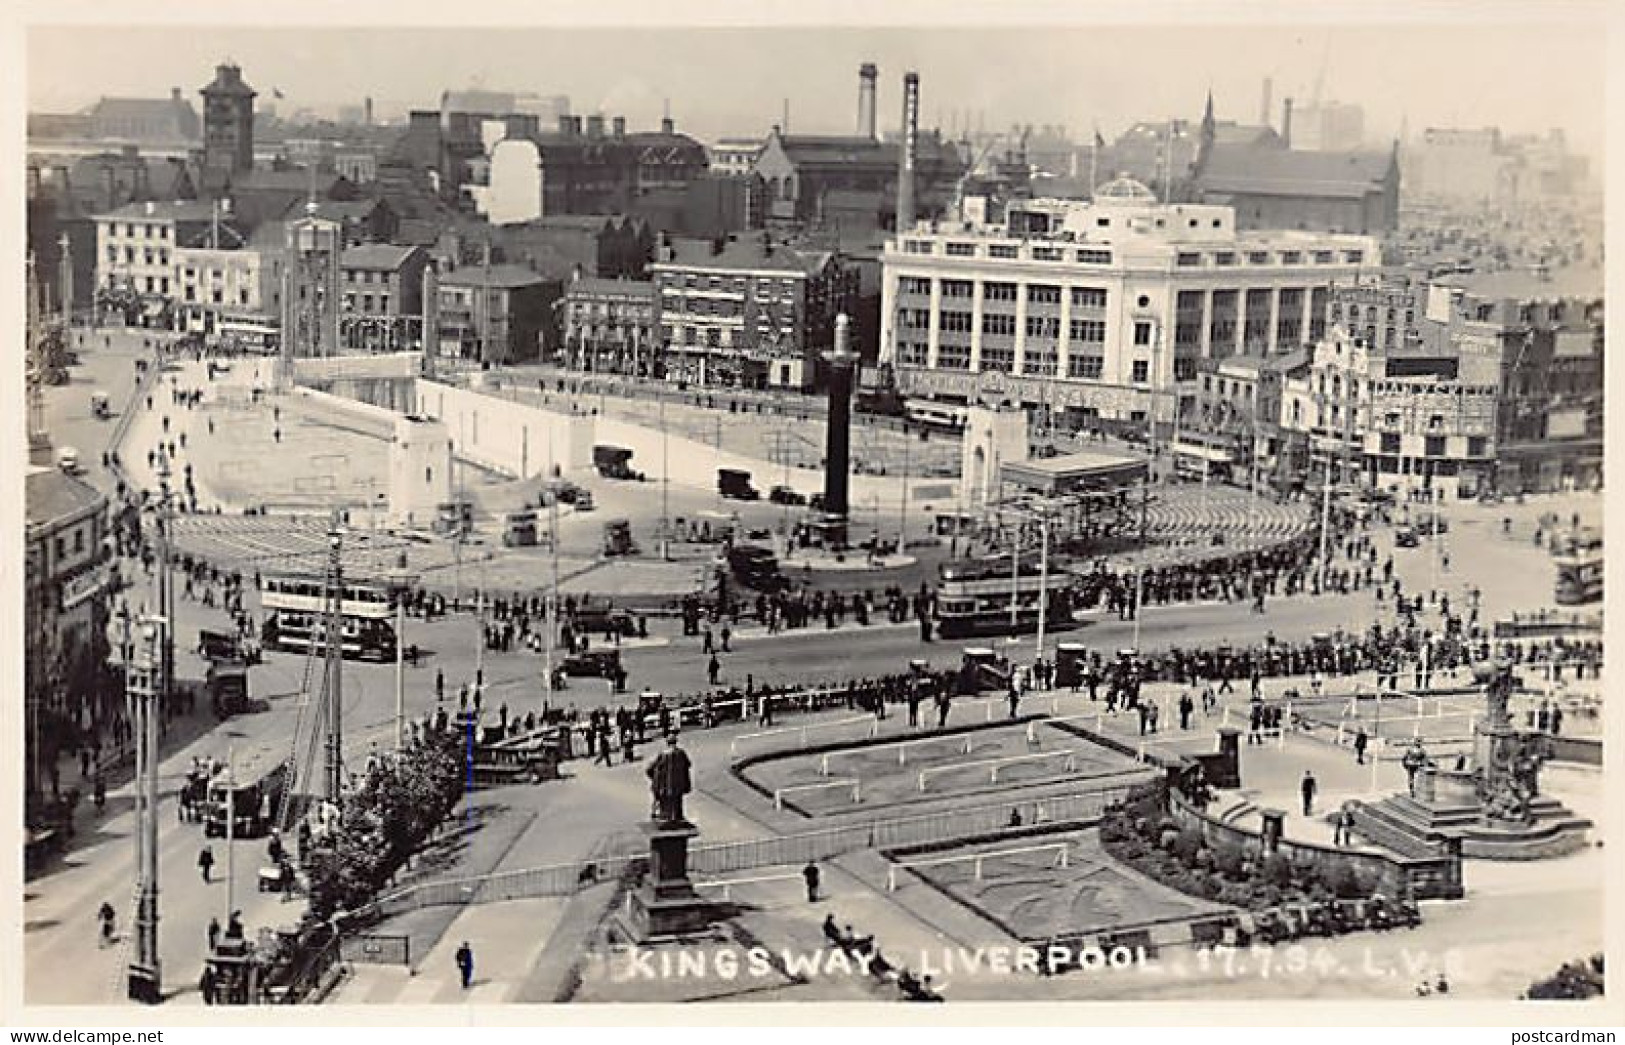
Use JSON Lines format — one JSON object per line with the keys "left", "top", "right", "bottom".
{"left": 659, "top": 385, "right": 671, "bottom": 560}
{"left": 1318, "top": 452, "right": 1334, "bottom": 593}
{"left": 126, "top": 616, "right": 162, "bottom": 1004}
{"left": 545, "top": 483, "right": 560, "bottom": 715}
{"left": 223, "top": 746, "right": 235, "bottom": 933}
{"left": 387, "top": 553, "right": 417, "bottom": 750}
{"left": 323, "top": 513, "right": 345, "bottom": 801}
{"left": 155, "top": 455, "right": 174, "bottom": 736}
{"left": 1035, "top": 506, "right": 1051, "bottom": 664}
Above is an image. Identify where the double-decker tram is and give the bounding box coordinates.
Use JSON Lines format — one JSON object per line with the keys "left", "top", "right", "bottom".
{"left": 259, "top": 573, "right": 397, "bottom": 660}
{"left": 934, "top": 553, "right": 1076, "bottom": 639}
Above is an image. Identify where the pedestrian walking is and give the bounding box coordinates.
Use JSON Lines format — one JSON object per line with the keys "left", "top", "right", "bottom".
{"left": 1178, "top": 692, "right": 1194, "bottom": 730}
{"left": 98, "top": 902, "right": 116, "bottom": 948}
{"left": 1333, "top": 806, "right": 1356, "bottom": 848}
{"left": 208, "top": 916, "right": 221, "bottom": 952}
{"left": 1354, "top": 728, "right": 1369, "bottom": 766}
{"left": 198, "top": 844, "right": 216, "bottom": 883}
{"left": 707, "top": 654, "right": 721, "bottom": 686}
{"left": 200, "top": 965, "right": 217, "bottom": 1005}
{"left": 802, "top": 862, "right": 821, "bottom": 903}
{"left": 1300, "top": 770, "right": 1318, "bottom": 817}
{"left": 455, "top": 941, "right": 474, "bottom": 989}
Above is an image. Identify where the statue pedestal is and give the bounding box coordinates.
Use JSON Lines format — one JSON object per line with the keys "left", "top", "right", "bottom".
{"left": 626, "top": 820, "right": 723, "bottom": 940}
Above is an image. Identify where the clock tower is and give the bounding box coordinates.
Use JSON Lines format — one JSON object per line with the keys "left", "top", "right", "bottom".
{"left": 200, "top": 61, "right": 256, "bottom": 192}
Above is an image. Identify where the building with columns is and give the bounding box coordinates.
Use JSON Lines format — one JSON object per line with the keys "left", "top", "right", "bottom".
{"left": 878, "top": 176, "right": 1378, "bottom": 431}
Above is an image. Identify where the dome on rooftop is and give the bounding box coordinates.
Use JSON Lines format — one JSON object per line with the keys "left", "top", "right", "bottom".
{"left": 1094, "top": 175, "right": 1158, "bottom": 204}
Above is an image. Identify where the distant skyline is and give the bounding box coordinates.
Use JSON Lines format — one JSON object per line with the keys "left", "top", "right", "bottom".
{"left": 27, "top": 23, "right": 1606, "bottom": 163}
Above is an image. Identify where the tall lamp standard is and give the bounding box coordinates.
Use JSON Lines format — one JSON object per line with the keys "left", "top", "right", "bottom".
{"left": 385, "top": 552, "right": 418, "bottom": 750}
{"left": 126, "top": 615, "right": 163, "bottom": 1003}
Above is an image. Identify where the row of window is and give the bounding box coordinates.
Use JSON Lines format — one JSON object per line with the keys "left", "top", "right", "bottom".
{"left": 345, "top": 269, "right": 396, "bottom": 285}
{"left": 662, "top": 273, "right": 801, "bottom": 294}
{"left": 342, "top": 292, "right": 393, "bottom": 314}
{"left": 912, "top": 311, "right": 1114, "bottom": 343}
{"left": 106, "top": 222, "right": 172, "bottom": 241}
{"left": 905, "top": 239, "right": 1115, "bottom": 265}
{"left": 1373, "top": 433, "right": 1489, "bottom": 458}
{"left": 183, "top": 286, "right": 252, "bottom": 306}
{"left": 1175, "top": 249, "right": 1362, "bottom": 267}
{"left": 106, "top": 245, "right": 170, "bottom": 267}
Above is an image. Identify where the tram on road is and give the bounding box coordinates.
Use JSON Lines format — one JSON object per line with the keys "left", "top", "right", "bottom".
{"left": 1171, "top": 434, "right": 1234, "bottom": 482}
{"left": 1553, "top": 532, "right": 1603, "bottom": 606}
{"left": 259, "top": 573, "right": 397, "bottom": 660}
{"left": 934, "top": 553, "right": 1075, "bottom": 638}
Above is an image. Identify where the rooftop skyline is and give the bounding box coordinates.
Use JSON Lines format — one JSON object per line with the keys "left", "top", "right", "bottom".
{"left": 27, "top": 21, "right": 1606, "bottom": 164}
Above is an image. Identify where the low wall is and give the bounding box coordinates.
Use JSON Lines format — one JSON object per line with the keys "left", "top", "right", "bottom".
{"left": 1166, "top": 787, "right": 1463, "bottom": 901}
{"left": 415, "top": 378, "right": 959, "bottom": 505}
{"left": 1546, "top": 735, "right": 1603, "bottom": 767}
{"left": 283, "top": 385, "right": 399, "bottom": 442}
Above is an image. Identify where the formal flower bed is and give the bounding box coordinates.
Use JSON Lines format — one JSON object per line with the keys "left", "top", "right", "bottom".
{"left": 1099, "top": 780, "right": 1374, "bottom": 911}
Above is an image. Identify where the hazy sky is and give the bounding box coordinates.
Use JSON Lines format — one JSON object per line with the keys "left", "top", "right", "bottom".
{"left": 27, "top": 21, "right": 1608, "bottom": 161}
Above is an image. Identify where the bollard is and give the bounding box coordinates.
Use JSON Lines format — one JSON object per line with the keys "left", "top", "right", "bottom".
{"left": 917, "top": 771, "right": 927, "bottom": 793}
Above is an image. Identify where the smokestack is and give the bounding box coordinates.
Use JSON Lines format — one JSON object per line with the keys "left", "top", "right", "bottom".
{"left": 896, "top": 71, "right": 919, "bottom": 233}
{"left": 612, "top": 116, "right": 626, "bottom": 138}
{"left": 1282, "top": 97, "right": 1293, "bottom": 148}
{"left": 1261, "top": 77, "right": 1273, "bottom": 129}
{"left": 858, "top": 63, "right": 878, "bottom": 140}
{"left": 823, "top": 313, "right": 856, "bottom": 527}
{"left": 586, "top": 114, "right": 605, "bottom": 139}
{"left": 660, "top": 116, "right": 674, "bottom": 135}
{"left": 364, "top": 96, "right": 373, "bottom": 126}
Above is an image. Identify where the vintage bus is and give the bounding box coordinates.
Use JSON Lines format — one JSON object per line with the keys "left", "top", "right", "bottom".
{"left": 934, "top": 554, "right": 1075, "bottom": 639}
{"left": 259, "top": 573, "right": 397, "bottom": 661}
{"left": 1553, "top": 533, "right": 1603, "bottom": 606}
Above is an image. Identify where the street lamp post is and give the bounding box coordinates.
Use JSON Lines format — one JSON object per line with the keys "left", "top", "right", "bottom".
{"left": 153, "top": 455, "right": 175, "bottom": 737}
{"left": 386, "top": 553, "right": 418, "bottom": 751}
{"left": 126, "top": 615, "right": 162, "bottom": 1004}
{"left": 323, "top": 517, "right": 345, "bottom": 803}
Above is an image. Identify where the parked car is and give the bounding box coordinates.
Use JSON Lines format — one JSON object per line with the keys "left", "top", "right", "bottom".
{"left": 561, "top": 648, "right": 623, "bottom": 679}
{"left": 769, "top": 485, "right": 806, "bottom": 506}
{"left": 1395, "top": 526, "right": 1420, "bottom": 549}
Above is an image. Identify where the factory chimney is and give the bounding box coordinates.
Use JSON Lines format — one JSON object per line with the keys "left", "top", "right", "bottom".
{"left": 858, "top": 63, "right": 878, "bottom": 140}
{"left": 896, "top": 71, "right": 919, "bottom": 233}
{"left": 1282, "top": 97, "right": 1294, "bottom": 148}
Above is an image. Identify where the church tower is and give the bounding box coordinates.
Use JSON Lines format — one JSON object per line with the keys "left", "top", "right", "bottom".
{"left": 200, "top": 61, "right": 256, "bottom": 192}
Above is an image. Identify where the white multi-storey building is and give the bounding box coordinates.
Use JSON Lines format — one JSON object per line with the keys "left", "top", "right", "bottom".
{"left": 878, "top": 176, "right": 1379, "bottom": 428}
